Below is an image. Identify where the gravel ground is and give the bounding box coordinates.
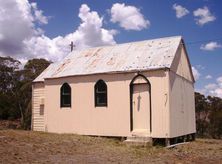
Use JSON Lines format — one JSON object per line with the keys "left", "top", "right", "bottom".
{"left": 0, "top": 130, "right": 222, "bottom": 164}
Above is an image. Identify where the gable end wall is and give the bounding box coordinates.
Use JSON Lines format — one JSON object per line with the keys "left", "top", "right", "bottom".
{"left": 170, "top": 43, "right": 194, "bottom": 82}
{"left": 168, "top": 43, "right": 196, "bottom": 138}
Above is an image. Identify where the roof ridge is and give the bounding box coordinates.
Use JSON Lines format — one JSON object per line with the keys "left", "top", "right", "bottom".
{"left": 69, "top": 35, "right": 182, "bottom": 53}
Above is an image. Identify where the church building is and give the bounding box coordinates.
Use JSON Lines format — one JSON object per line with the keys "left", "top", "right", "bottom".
{"left": 32, "top": 36, "right": 196, "bottom": 144}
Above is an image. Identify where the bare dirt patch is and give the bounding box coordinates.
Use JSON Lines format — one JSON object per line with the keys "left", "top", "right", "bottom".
{"left": 0, "top": 130, "right": 222, "bottom": 163}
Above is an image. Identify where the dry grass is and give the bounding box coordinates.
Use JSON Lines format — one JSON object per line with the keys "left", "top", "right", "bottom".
{"left": 0, "top": 130, "right": 222, "bottom": 164}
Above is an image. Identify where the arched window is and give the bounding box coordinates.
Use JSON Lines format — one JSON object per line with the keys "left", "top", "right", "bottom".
{"left": 94, "top": 80, "right": 107, "bottom": 107}
{"left": 60, "top": 83, "right": 71, "bottom": 107}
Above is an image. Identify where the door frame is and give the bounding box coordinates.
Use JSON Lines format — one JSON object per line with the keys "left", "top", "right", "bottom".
{"left": 130, "top": 73, "right": 152, "bottom": 132}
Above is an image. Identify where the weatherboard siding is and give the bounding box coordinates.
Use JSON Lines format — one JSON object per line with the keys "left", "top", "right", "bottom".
{"left": 168, "top": 43, "right": 196, "bottom": 137}
{"left": 32, "top": 82, "right": 45, "bottom": 131}
{"left": 168, "top": 71, "right": 196, "bottom": 138}
{"left": 171, "top": 44, "right": 193, "bottom": 82}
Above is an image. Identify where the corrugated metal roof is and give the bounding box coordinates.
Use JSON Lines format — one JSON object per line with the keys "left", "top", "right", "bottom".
{"left": 34, "top": 36, "right": 182, "bottom": 82}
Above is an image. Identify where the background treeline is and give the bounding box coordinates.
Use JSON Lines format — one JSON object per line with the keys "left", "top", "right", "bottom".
{"left": 0, "top": 56, "right": 50, "bottom": 129}
{"left": 0, "top": 56, "right": 222, "bottom": 139}
{"left": 195, "top": 92, "right": 222, "bottom": 139}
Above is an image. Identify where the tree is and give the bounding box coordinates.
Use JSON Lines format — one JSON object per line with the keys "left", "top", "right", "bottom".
{"left": 16, "top": 58, "right": 51, "bottom": 129}
{"left": 207, "top": 96, "right": 222, "bottom": 139}
{"left": 195, "top": 92, "right": 222, "bottom": 139}
{"left": 23, "top": 58, "right": 51, "bottom": 81}
{"left": 195, "top": 92, "right": 210, "bottom": 137}
{"left": 0, "top": 56, "right": 50, "bottom": 129}
{"left": 0, "top": 56, "right": 21, "bottom": 119}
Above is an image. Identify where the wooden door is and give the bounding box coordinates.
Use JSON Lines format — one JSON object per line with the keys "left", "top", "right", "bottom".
{"left": 132, "top": 84, "right": 150, "bottom": 134}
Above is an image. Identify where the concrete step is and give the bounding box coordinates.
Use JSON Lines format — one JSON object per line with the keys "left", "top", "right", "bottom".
{"left": 124, "top": 136, "right": 152, "bottom": 146}
{"left": 126, "top": 136, "right": 152, "bottom": 142}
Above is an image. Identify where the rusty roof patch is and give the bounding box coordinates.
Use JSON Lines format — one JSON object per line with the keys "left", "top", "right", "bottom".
{"left": 52, "top": 58, "right": 71, "bottom": 76}
{"left": 34, "top": 36, "right": 183, "bottom": 82}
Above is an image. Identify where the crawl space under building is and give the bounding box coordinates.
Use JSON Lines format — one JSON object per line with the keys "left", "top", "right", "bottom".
{"left": 32, "top": 36, "right": 196, "bottom": 141}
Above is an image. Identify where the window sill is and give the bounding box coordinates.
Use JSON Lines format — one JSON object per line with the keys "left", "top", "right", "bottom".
{"left": 60, "top": 107, "right": 71, "bottom": 109}
{"left": 95, "top": 105, "right": 108, "bottom": 108}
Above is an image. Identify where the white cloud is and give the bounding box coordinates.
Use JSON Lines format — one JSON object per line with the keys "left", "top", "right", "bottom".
{"left": 200, "top": 42, "right": 222, "bottom": 51}
{"left": 0, "top": 0, "right": 42, "bottom": 56}
{"left": 214, "top": 88, "right": 222, "bottom": 98}
{"left": 192, "top": 66, "right": 200, "bottom": 81}
{"left": 204, "top": 83, "right": 217, "bottom": 90}
{"left": 217, "top": 76, "right": 222, "bottom": 87}
{"left": 110, "top": 3, "right": 150, "bottom": 31}
{"left": 193, "top": 6, "right": 216, "bottom": 25}
{"left": 196, "top": 64, "right": 205, "bottom": 70}
{"left": 205, "top": 75, "right": 212, "bottom": 79}
{"left": 172, "top": 4, "right": 189, "bottom": 18}
{"left": 217, "top": 76, "right": 222, "bottom": 83}
{"left": 30, "top": 2, "right": 48, "bottom": 24}
{"left": 0, "top": 1, "right": 116, "bottom": 62}
{"left": 74, "top": 4, "right": 116, "bottom": 47}
{"left": 201, "top": 76, "right": 222, "bottom": 98}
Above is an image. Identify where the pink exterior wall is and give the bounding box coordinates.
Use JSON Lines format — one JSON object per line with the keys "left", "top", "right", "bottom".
{"left": 168, "top": 71, "right": 196, "bottom": 137}
{"left": 168, "top": 44, "right": 196, "bottom": 138}
{"left": 35, "top": 70, "right": 170, "bottom": 137}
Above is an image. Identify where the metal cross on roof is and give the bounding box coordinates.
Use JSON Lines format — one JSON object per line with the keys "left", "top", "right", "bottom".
{"left": 69, "top": 41, "right": 75, "bottom": 52}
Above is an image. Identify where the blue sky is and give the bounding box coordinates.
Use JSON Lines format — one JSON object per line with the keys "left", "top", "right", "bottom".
{"left": 0, "top": 0, "right": 222, "bottom": 97}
